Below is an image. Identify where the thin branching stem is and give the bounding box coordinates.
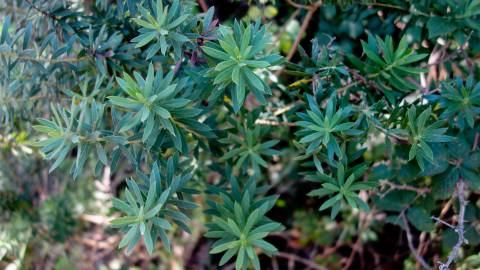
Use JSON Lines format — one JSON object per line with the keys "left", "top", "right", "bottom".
{"left": 401, "top": 212, "right": 433, "bottom": 270}
{"left": 379, "top": 180, "right": 430, "bottom": 198}
{"left": 275, "top": 252, "right": 329, "bottom": 270}
{"left": 437, "top": 180, "right": 468, "bottom": 270}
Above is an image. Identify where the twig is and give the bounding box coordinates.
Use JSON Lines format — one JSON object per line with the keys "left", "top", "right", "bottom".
{"left": 431, "top": 217, "right": 455, "bottom": 229}
{"left": 272, "top": 102, "right": 300, "bottom": 116}
{"left": 337, "top": 81, "right": 358, "bottom": 94}
{"left": 25, "top": 0, "right": 57, "bottom": 20}
{"left": 360, "top": 2, "right": 430, "bottom": 17}
{"left": 439, "top": 198, "right": 454, "bottom": 220}
{"left": 275, "top": 252, "right": 329, "bottom": 270}
{"left": 286, "top": 0, "right": 310, "bottom": 10}
{"left": 437, "top": 180, "right": 468, "bottom": 270}
{"left": 197, "top": 0, "right": 208, "bottom": 12}
{"left": 255, "top": 119, "right": 297, "bottom": 127}
{"left": 342, "top": 209, "right": 373, "bottom": 270}
{"left": 364, "top": 2, "right": 408, "bottom": 11}
{"left": 343, "top": 231, "right": 363, "bottom": 270}
{"left": 78, "top": 214, "right": 110, "bottom": 226}
{"left": 346, "top": 67, "right": 383, "bottom": 94}
{"left": 473, "top": 132, "right": 479, "bottom": 151}
{"left": 369, "top": 120, "right": 410, "bottom": 143}
{"left": 72, "top": 235, "right": 119, "bottom": 249}
{"left": 379, "top": 180, "right": 430, "bottom": 198}
{"left": 417, "top": 232, "right": 429, "bottom": 270}
{"left": 275, "top": 0, "right": 323, "bottom": 77}
{"left": 401, "top": 212, "right": 433, "bottom": 270}
{"left": 273, "top": 9, "right": 301, "bottom": 44}
{"left": 285, "top": 0, "right": 322, "bottom": 62}
{"left": 173, "top": 56, "right": 183, "bottom": 75}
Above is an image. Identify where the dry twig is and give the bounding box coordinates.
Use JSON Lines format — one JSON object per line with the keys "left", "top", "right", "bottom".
{"left": 255, "top": 119, "right": 297, "bottom": 127}
{"left": 435, "top": 180, "right": 468, "bottom": 270}
{"left": 275, "top": 0, "right": 323, "bottom": 77}
{"left": 401, "top": 212, "right": 433, "bottom": 270}
{"left": 379, "top": 180, "right": 430, "bottom": 198}
{"left": 197, "top": 0, "right": 208, "bottom": 12}
{"left": 275, "top": 252, "right": 329, "bottom": 270}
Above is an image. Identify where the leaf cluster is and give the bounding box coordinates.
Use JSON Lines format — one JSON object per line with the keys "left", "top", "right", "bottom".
{"left": 203, "top": 20, "right": 282, "bottom": 111}
{"left": 307, "top": 162, "right": 375, "bottom": 219}
{"left": 205, "top": 175, "right": 283, "bottom": 270}
{"left": 111, "top": 159, "right": 197, "bottom": 254}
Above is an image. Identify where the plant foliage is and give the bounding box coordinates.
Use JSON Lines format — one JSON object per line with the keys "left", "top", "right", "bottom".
{"left": 205, "top": 175, "right": 283, "bottom": 269}
{"left": 2, "top": 0, "right": 480, "bottom": 269}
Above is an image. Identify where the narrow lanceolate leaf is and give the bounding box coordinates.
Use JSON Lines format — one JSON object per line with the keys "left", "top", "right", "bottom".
{"left": 202, "top": 46, "right": 230, "bottom": 60}
{"left": 319, "top": 194, "right": 341, "bottom": 211}
{"left": 111, "top": 216, "right": 138, "bottom": 226}
{"left": 210, "top": 240, "right": 239, "bottom": 254}
{"left": 108, "top": 96, "right": 142, "bottom": 109}
{"left": 119, "top": 224, "right": 139, "bottom": 248}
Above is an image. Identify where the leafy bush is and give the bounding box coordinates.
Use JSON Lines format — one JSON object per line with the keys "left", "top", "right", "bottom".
{"left": 1, "top": 0, "right": 480, "bottom": 269}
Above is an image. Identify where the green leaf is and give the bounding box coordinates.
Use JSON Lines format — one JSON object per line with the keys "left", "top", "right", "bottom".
{"left": 153, "top": 217, "right": 173, "bottom": 230}
{"left": 143, "top": 228, "right": 154, "bottom": 254}
{"left": 251, "top": 239, "right": 277, "bottom": 253}
{"left": 111, "top": 216, "right": 138, "bottom": 226}
{"left": 407, "top": 207, "right": 434, "bottom": 232}
{"left": 319, "top": 194, "right": 341, "bottom": 211}
{"left": 219, "top": 246, "right": 239, "bottom": 266}
{"left": 235, "top": 246, "right": 245, "bottom": 270}
{"left": 210, "top": 240, "right": 239, "bottom": 254}
{"left": 361, "top": 41, "right": 384, "bottom": 66}
{"left": 112, "top": 198, "right": 134, "bottom": 214}
{"left": 427, "top": 16, "right": 457, "bottom": 38}
{"left": 202, "top": 45, "right": 230, "bottom": 60}
{"left": 119, "top": 224, "right": 139, "bottom": 248}
{"left": 154, "top": 106, "right": 171, "bottom": 119}
{"left": 243, "top": 68, "right": 264, "bottom": 93}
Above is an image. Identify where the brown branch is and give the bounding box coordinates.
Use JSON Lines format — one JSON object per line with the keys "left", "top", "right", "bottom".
{"left": 346, "top": 67, "right": 384, "bottom": 95}
{"left": 379, "top": 180, "right": 430, "bottom": 198}
{"left": 275, "top": 252, "right": 329, "bottom": 270}
{"left": 369, "top": 120, "right": 410, "bottom": 143}
{"left": 363, "top": 2, "right": 408, "bottom": 11}
{"left": 197, "top": 0, "right": 208, "bottom": 12}
{"left": 337, "top": 81, "right": 358, "bottom": 94}
{"left": 273, "top": 9, "right": 301, "bottom": 44}
{"left": 271, "top": 102, "right": 300, "bottom": 116}
{"left": 432, "top": 216, "right": 455, "bottom": 229}
{"left": 285, "top": 1, "right": 322, "bottom": 62}
{"left": 78, "top": 214, "right": 110, "bottom": 226}
{"left": 275, "top": 0, "right": 323, "bottom": 77}
{"left": 401, "top": 212, "right": 433, "bottom": 270}
{"left": 417, "top": 232, "right": 429, "bottom": 270}
{"left": 173, "top": 56, "right": 183, "bottom": 75}
{"left": 286, "top": 0, "right": 310, "bottom": 10}
{"left": 72, "top": 235, "right": 119, "bottom": 249}
{"left": 439, "top": 198, "right": 454, "bottom": 219}
{"left": 254, "top": 119, "right": 297, "bottom": 127}
{"left": 473, "top": 132, "right": 479, "bottom": 151}
{"left": 360, "top": 2, "right": 430, "bottom": 17}
{"left": 342, "top": 209, "right": 373, "bottom": 270}
{"left": 437, "top": 180, "right": 468, "bottom": 270}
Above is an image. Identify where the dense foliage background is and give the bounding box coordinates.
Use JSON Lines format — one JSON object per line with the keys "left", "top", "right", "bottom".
{"left": 1, "top": 0, "right": 480, "bottom": 269}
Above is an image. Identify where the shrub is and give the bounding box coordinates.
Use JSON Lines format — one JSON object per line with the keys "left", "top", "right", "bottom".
{"left": 1, "top": 0, "right": 480, "bottom": 269}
